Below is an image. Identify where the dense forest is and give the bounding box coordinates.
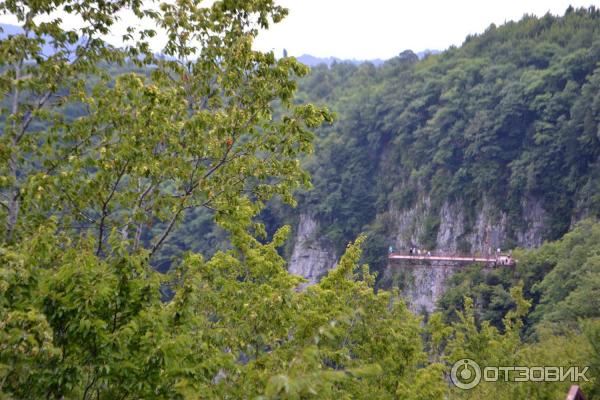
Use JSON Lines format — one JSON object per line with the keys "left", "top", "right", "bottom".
{"left": 294, "top": 6, "right": 600, "bottom": 264}
{"left": 1, "top": 0, "right": 600, "bottom": 398}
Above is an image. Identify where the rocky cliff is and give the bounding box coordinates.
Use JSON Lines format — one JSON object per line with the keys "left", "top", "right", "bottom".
{"left": 288, "top": 194, "right": 547, "bottom": 272}
{"left": 383, "top": 261, "right": 463, "bottom": 313}
{"left": 389, "top": 194, "right": 547, "bottom": 254}
{"left": 287, "top": 213, "right": 337, "bottom": 284}
{"left": 287, "top": 194, "right": 550, "bottom": 311}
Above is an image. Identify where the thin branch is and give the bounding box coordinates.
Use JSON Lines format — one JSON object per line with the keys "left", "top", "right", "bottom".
{"left": 16, "top": 90, "right": 52, "bottom": 143}
{"left": 96, "top": 161, "right": 129, "bottom": 256}
{"left": 147, "top": 153, "right": 229, "bottom": 257}
{"left": 62, "top": 191, "right": 98, "bottom": 225}
{"left": 148, "top": 200, "right": 186, "bottom": 257}
{"left": 202, "top": 204, "right": 218, "bottom": 212}
{"left": 122, "top": 180, "right": 154, "bottom": 242}
{"left": 133, "top": 222, "right": 144, "bottom": 251}
{"left": 145, "top": 105, "right": 259, "bottom": 257}
{"left": 16, "top": 36, "right": 93, "bottom": 146}
{"left": 6, "top": 59, "right": 24, "bottom": 241}
{"left": 82, "top": 368, "right": 99, "bottom": 400}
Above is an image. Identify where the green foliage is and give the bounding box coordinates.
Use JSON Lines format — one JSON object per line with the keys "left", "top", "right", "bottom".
{"left": 438, "top": 287, "right": 596, "bottom": 400}
{"left": 438, "top": 263, "right": 516, "bottom": 330}
{"left": 0, "top": 220, "right": 436, "bottom": 398}
{"left": 420, "top": 214, "right": 441, "bottom": 250}
{"left": 127, "top": 7, "right": 600, "bottom": 276}
{"left": 440, "top": 219, "right": 600, "bottom": 336}
{"left": 529, "top": 219, "right": 600, "bottom": 332}
{"left": 582, "top": 319, "right": 600, "bottom": 399}
{"left": 435, "top": 222, "right": 600, "bottom": 398}
{"left": 358, "top": 228, "right": 388, "bottom": 279}
{"left": 0, "top": 0, "right": 332, "bottom": 263}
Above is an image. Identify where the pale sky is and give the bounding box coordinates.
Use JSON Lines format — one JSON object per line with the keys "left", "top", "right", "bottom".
{"left": 254, "top": 0, "right": 599, "bottom": 59}
{"left": 1, "top": 0, "right": 598, "bottom": 60}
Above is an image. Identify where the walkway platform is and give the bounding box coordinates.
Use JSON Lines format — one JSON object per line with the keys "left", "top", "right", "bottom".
{"left": 388, "top": 252, "right": 515, "bottom": 266}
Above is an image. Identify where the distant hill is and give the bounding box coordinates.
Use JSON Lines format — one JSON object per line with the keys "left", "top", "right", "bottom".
{"left": 296, "top": 55, "right": 385, "bottom": 67}
{"left": 0, "top": 23, "right": 82, "bottom": 59}
{"left": 415, "top": 49, "right": 441, "bottom": 59}
{"left": 295, "top": 50, "right": 440, "bottom": 67}
{"left": 2, "top": 23, "right": 439, "bottom": 67}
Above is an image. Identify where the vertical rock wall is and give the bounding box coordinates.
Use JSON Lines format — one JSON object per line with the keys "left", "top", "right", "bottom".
{"left": 287, "top": 214, "right": 337, "bottom": 284}
{"left": 391, "top": 195, "right": 547, "bottom": 255}
{"left": 287, "top": 194, "right": 549, "bottom": 311}
{"left": 384, "top": 261, "right": 462, "bottom": 314}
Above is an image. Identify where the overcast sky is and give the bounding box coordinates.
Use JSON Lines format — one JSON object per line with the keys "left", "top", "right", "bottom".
{"left": 1, "top": 0, "right": 598, "bottom": 60}
{"left": 254, "top": 0, "right": 599, "bottom": 59}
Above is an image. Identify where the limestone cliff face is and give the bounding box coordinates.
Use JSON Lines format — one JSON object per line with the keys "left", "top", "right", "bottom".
{"left": 382, "top": 194, "right": 548, "bottom": 312}
{"left": 383, "top": 261, "right": 462, "bottom": 314}
{"left": 287, "top": 214, "right": 337, "bottom": 284}
{"left": 287, "top": 193, "right": 550, "bottom": 309}
{"left": 390, "top": 195, "right": 547, "bottom": 254}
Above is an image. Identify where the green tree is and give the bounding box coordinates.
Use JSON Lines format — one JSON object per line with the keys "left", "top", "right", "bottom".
{"left": 1, "top": 0, "right": 331, "bottom": 261}
{"left": 439, "top": 285, "right": 596, "bottom": 399}
{"left": 0, "top": 1, "right": 445, "bottom": 399}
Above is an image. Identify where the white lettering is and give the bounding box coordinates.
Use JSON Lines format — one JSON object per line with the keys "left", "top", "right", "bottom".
{"left": 529, "top": 367, "right": 544, "bottom": 382}
{"left": 514, "top": 367, "right": 528, "bottom": 382}
{"left": 545, "top": 367, "right": 559, "bottom": 381}
{"left": 484, "top": 367, "right": 498, "bottom": 381}
{"left": 572, "top": 367, "right": 590, "bottom": 382}
{"left": 498, "top": 366, "right": 513, "bottom": 382}
{"left": 560, "top": 367, "right": 574, "bottom": 381}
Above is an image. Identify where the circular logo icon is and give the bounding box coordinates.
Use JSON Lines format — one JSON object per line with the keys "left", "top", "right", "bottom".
{"left": 451, "top": 358, "right": 481, "bottom": 390}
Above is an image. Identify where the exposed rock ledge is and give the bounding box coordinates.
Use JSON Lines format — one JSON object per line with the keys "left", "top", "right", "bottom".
{"left": 287, "top": 213, "right": 337, "bottom": 284}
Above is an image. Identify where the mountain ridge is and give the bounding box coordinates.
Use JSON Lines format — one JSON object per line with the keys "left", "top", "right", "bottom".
{"left": 295, "top": 50, "right": 440, "bottom": 67}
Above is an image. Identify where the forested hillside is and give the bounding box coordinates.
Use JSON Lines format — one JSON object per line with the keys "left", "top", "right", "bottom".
{"left": 282, "top": 7, "right": 600, "bottom": 279}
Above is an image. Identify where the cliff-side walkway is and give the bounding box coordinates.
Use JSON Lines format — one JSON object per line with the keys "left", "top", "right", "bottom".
{"left": 388, "top": 252, "right": 515, "bottom": 266}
